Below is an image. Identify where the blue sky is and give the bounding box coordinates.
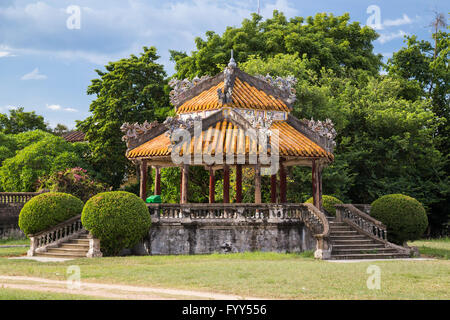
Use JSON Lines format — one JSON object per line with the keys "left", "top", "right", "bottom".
{"left": 0, "top": 0, "right": 448, "bottom": 129}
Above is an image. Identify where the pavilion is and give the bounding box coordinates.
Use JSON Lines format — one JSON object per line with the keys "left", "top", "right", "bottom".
{"left": 121, "top": 53, "right": 335, "bottom": 211}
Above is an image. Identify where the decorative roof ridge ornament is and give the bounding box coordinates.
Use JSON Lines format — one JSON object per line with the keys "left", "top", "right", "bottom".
{"left": 169, "top": 75, "right": 212, "bottom": 106}
{"left": 255, "top": 74, "right": 297, "bottom": 105}
{"left": 306, "top": 118, "right": 337, "bottom": 148}
{"left": 217, "top": 50, "right": 236, "bottom": 105}
{"left": 163, "top": 114, "right": 202, "bottom": 146}
{"left": 120, "top": 120, "right": 159, "bottom": 146}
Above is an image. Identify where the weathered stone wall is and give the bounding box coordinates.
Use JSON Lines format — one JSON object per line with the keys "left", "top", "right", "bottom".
{"left": 142, "top": 220, "right": 316, "bottom": 255}
{"left": 0, "top": 203, "right": 25, "bottom": 239}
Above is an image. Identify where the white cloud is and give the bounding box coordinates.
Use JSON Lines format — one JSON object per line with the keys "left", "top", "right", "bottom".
{"left": 0, "top": 0, "right": 299, "bottom": 69}
{"left": 21, "top": 68, "right": 47, "bottom": 80}
{"left": 383, "top": 14, "right": 412, "bottom": 28}
{"left": 378, "top": 30, "right": 407, "bottom": 44}
{"left": 0, "top": 51, "right": 14, "bottom": 58}
{"left": 46, "top": 104, "right": 78, "bottom": 112}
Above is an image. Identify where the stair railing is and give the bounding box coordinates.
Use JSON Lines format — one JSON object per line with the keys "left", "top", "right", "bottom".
{"left": 27, "top": 214, "right": 99, "bottom": 257}
{"left": 335, "top": 204, "right": 413, "bottom": 256}
{"left": 335, "top": 204, "right": 387, "bottom": 242}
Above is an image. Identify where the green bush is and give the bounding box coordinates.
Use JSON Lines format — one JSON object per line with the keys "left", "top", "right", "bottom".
{"left": 81, "top": 191, "right": 151, "bottom": 256}
{"left": 306, "top": 195, "right": 343, "bottom": 216}
{"left": 18, "top": 192, "right": 84, "bottom": 236}
{"left": 371, "top": 194, "right": 428, "bottom": 245}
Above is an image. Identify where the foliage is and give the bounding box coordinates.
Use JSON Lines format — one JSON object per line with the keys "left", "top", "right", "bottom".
{"left": 306, "top": 195, "right": 343, "bottom": 216}
{"left": 0, "top": 107, "right": 49, "bottom": 134}
{"left": 53, "top": 124, "right": 69, "bottom": 136}
{"left": 37, "top": 167, "right": 107, "bottom": 203}
{"left": 18, "top": 192, "right": 84, "bottom": 236}
{"left": 387, "top": 26, "right": 450, "bottom": 235}
{"left": 241, "top": 54, "right": 448, "bottom": 234}
{"left": 0, "top": 133, "right": 91, "bottom": 192}
{"left": 170, "top": 11, "right": 382, "bottom": 79}
{"left": 77, "top": 46, "right": 171, "bottom": 189}
{"left": 371, "top": 194, "right": 429, "bottom": 244}
{"left": 81, "top": 191, "right": 151, "bottom": 256}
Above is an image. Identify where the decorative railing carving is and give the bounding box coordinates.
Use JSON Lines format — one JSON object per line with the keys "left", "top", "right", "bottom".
{"left": 335, "top": 204, "right": 387, "bottom": 242}
{"left": 27, "top": 214, "right": 85, "bottom": 256}
{"left": 0, "top": 191, "right": 47, "bottom": 204}
{"left": 147, "top": 203, "right": 331, "bottom": 259}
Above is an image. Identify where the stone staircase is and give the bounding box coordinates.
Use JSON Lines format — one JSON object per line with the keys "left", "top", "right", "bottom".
{"left": 328, "top": 217, "right": 410, "bottom": 260}
{"left": 34, "top": 231, "right": 91, "bottom": 258}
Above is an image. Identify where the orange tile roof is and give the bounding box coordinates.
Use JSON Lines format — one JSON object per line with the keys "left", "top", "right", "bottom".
{"left": 176, "top": 78, "right": 290, "bottom": 114}
{"left": 127, "top": 120, "right": 332, "bottom": 161}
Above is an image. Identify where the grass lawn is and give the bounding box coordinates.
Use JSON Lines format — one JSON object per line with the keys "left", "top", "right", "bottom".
{"left": 409, "top": 237, "right": 450, "bottom": 260}
{"left": 0, "top": 249, "right": 448, "bottom": 299}
{"left": 0, "top": 239, "right": 28, "bottom": 245}
{"left": 0, "top": 239, "right": 29, "bottom": 257}
{"left": 0, "top": 288, "right": 100, "bottom": 300}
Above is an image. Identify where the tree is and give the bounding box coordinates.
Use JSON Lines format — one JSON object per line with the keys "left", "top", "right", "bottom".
{"left": 53, "top": 124, "right": 69, "bottom": 136}
{"left": 170, "top": 11, "right": 382, "bottom": 79}
{"left": 76, "top": 46, "right": 171, "bottom": 189}
{"left": 0, "top": 133, "right": 91, "bottom": 192}
{"left": 0, "top": 107, "right": 49, "bottom": 134}
{"left": 240, "top": 53, "right": 448, "bottom": 234}
{"left": 387, "top": 22, "right": 449, "bottom": 235}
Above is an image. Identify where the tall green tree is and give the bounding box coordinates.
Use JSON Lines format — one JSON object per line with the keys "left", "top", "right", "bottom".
{"left": 76, "top": 46, "right": 171, "bottom": 189}
{"left": 170, "top": 11, "right": 382, "bottom": 79}
{"left": 0, "top": 107, "right": 49, "bottom": 134}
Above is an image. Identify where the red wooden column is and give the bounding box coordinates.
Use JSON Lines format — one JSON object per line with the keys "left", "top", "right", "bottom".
{"left": 235, "top": 164, "right": 242, "bottom": 203}
{"left": 154, "top": 166, "right": 161, "bottom": 195}
{"left": 223, "top": 165, "right": 230, "bottom": 203}
{"left": 312, "top": 160, "right": 320, "bottom": 209}
{"left": 180, "top": 164, "right": 189, "bottom": 204}
{"left": 279, "top": 162, "right": 287, "bottom": 203}
{"left": 270, "top": 173, "right": 277, "bottom": 203}
{"left": 139, "top": 159, "right": 148, "bottom": 200}
{"left": 254, "top": 164, "right": 262, "bottom": 204}
{"left": 209, "top": 166, "right": 215, "bottom": 204}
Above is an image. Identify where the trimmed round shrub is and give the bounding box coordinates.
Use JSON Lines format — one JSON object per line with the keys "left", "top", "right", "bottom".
{"left": 19, "top": 192, "right": 84, "bottom": 236}
{"left": 81, "top": 191, "right": 151, "bottom": 256}
{"left": 370, "top": 194, "right": 428, "bottom": 245}
{"left": 306, "top": 195, "right": 343, "bottom": 216}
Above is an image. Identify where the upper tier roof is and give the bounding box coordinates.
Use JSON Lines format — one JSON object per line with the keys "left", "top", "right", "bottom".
{"left": 170, "top": 64, "right": 296, "bottom": 115}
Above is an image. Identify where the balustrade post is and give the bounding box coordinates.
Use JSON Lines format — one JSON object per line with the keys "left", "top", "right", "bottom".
{"left": 27, "top": 237, "right": 36, "bottom": 257}
{"left": 335, "top": 206, "right": 343, "bottom": 222}
{"left": 86, "top": 232, "right": 102, "bottom": 258}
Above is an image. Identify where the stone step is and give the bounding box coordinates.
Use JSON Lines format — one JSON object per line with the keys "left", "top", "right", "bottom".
{"left": 68, "top": 239, "right": 90, "bottom": 245}
{"left": 330, "top": 225, "right": 353, "bottom": 230}
{"left": 60, "top": 243, "right": 89, "bottom": 250}
{"left": 329, "top": 222, "right": 346, "bottom": 226}
{"left": 330, "top": 253, "right": 410, "bottom": 260}
{"left": 330, "top": 230, "right": 358, "bottom": 235}
{"left": 332, "top": 243, "right": 385, "bottom": 250}
{"left": 332, "top": 239, "right": 376, "bottom": 245}
{"left": 330, "top": 235, "right": 367, "bottom": 240}
{"left": 47, "top": 247, "right": 88, "bottom": 255}
{"left": 332, "top": 248, "right": 399, "bottom": 255}
{"left": 35, "top": 251, "right": 87, "bottom": 258}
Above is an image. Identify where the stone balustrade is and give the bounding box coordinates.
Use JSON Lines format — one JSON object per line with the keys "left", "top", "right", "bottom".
{"left": 335, "top": 204, "right": 387, "bottom": 242}
{"left": 147, "top": 202, "right": 331, "bottom": 259}
{"left": 0, "top": 191, "right": 46, "bottom": 204}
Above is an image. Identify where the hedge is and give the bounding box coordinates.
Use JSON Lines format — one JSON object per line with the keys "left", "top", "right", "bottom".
{"left": 370, "top": 194, "right": 428, "bottom": 244}
{"left": 18, "top": 192, "right": 84, "bottom": 236}
{"left": 306, "top": 195, "right": 343, "bottom": 216}
{"left": 81, "top": 191, "right": 151, "bottom": 256}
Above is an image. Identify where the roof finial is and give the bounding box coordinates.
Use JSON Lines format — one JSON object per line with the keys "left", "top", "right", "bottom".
{"left": 228, "top": 49, "right": 237, "bottom": 68}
